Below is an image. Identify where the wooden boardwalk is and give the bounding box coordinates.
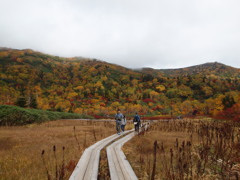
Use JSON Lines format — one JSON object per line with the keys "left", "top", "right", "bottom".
{"left": 107, "top": 131, "right": 138, "bottom": 180}
{"left": 107, "top": 123, "right": 149, "bottom": 180}
{"left": 69, "top": 130, "right": 133, "bottom": 180}
{"left": 69, "top": 123, "right": 150, "bottom": 180}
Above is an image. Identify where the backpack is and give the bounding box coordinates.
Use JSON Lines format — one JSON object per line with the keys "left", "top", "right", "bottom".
{"left": 134, "top": 115, "right": 140, "bottom": 122}
{"left": 116, "top": 114, "right": 122, "bottom": 121}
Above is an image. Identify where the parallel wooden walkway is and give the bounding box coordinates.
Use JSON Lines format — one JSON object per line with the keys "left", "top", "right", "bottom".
{"left": 69, "top": 122, "right": 150, "bottom": 180}
{"left": 107, "top": 131, "right": 138, "bottom": 180}
{"left": 69, "top": 130, "right": 133, "bottom": 180}
{"left": 107, "top": 123, "right": 149, "bottom": 180}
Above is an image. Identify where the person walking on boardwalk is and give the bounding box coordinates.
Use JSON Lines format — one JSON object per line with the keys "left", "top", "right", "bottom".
{"left": 133, "top": 112, "right": 141, "bottom": 132}
{"left": 115, "top": 109, "right": 123, "bottom": 135}
{"left": 121, "top": 115, "right": 127, "bottom": 132}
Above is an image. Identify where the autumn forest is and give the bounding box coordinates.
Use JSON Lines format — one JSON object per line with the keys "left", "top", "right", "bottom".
{"left": 0, "top": 48, "right": 240, "bottom": 120}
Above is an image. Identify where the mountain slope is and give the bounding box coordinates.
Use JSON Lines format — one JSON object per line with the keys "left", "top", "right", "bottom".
{"left": 140, "top": 62, "right": 240, "bottom": 78}
{"left": 0, "top": 48, "right": 240, "bottom": 118}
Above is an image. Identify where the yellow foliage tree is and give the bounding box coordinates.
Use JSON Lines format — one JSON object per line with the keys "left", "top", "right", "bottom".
{"left": 0, "top": 51, "right": 9, "bottom": 57}
{"left": 156, "top": 85, "right": 166, "bottom": 92}
{"left": 111, "top": 101, "right": 121, "bottom": 111}
{"left": 149, "top": 90, "right": 159, "bottom": 100}
{"left": 67, "top": 92, "right": 78, "bottom": 99}
{"left": 55, "top": 100, "right": 71, "bottom": 112}
{"left": 180, "top": 100, "right": 193, "bottom": 115}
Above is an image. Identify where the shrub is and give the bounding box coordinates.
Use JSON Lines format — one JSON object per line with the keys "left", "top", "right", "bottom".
{"left": 0, "top": 105, "right": 93, "bottom": 126}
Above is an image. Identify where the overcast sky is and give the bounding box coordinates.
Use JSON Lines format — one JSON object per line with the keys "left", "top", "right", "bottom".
{"left": 0, "top": 0, "right": 240, "bottom": 69}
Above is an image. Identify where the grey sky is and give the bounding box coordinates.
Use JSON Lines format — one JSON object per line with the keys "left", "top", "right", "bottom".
{"left": 0, "top": 0, "right": 240, "bottom": 69}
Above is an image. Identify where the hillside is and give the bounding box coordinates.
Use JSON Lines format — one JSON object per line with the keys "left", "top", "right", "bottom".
{"left": 140, "top": 62, "right": 240, "bottom": 78}
{"left": 0, "top": 48, "right": 240, "bottom": 119}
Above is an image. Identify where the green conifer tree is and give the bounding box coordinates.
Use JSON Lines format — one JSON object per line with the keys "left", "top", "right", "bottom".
{"left": 16, "top": 96, "right": 27, "bottom": 108}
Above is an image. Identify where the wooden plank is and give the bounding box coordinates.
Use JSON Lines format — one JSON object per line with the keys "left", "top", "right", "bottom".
{"left": 107, "top": 132, "right": 138, "bottom": 180}
{"left": 107, "top": 123, "right": 150, "bottom": 180}
{"left": 69, "top": 130, "right": 132, "bottom": 180}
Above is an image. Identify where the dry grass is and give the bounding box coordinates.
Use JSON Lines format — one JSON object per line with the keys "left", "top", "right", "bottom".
{"left": 124, "top": 130, "right": 196, "bottom": 179}
{"left": 0, "top": 120, "right": 116, "bottom": 180}
{"left": 123, "top": 119, "right": 240, "bottom": 180}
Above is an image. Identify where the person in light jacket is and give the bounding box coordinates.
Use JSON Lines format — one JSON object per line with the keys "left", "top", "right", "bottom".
{"left": 115, "top": 109, "right": 123, "bottom": 135}
{"left": 121, "top": 115, "right": 127, "bottom": 132}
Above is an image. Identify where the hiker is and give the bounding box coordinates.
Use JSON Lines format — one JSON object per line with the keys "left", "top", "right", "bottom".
{"left": 121, "top": 115, "right": 127, "bottom": 132}
{"left": 133, "top": 112, "right": 141, "bottom": 132}
{"left": 115, "top": 109, "right": 123, "bottom": 135}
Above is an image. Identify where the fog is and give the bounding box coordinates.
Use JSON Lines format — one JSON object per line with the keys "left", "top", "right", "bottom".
{"left": 0, "top": 0, "right": 240, "bottom": 69}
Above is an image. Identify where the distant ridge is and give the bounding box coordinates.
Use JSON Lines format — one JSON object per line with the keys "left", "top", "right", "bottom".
{"left": 140, "top": 62, "right": 240, "bottom": 78}
{"left": 0, "top": 48, "right": 239, "bottom": 78}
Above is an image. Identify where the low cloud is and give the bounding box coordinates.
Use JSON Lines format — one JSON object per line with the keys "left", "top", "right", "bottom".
{"left": 0, "top": 0, "right": 240, "bottom": 69}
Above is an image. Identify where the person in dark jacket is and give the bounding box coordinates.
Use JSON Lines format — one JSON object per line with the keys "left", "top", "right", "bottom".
{"left": 133, "top": 112, "right": 140, "bottom": 132}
